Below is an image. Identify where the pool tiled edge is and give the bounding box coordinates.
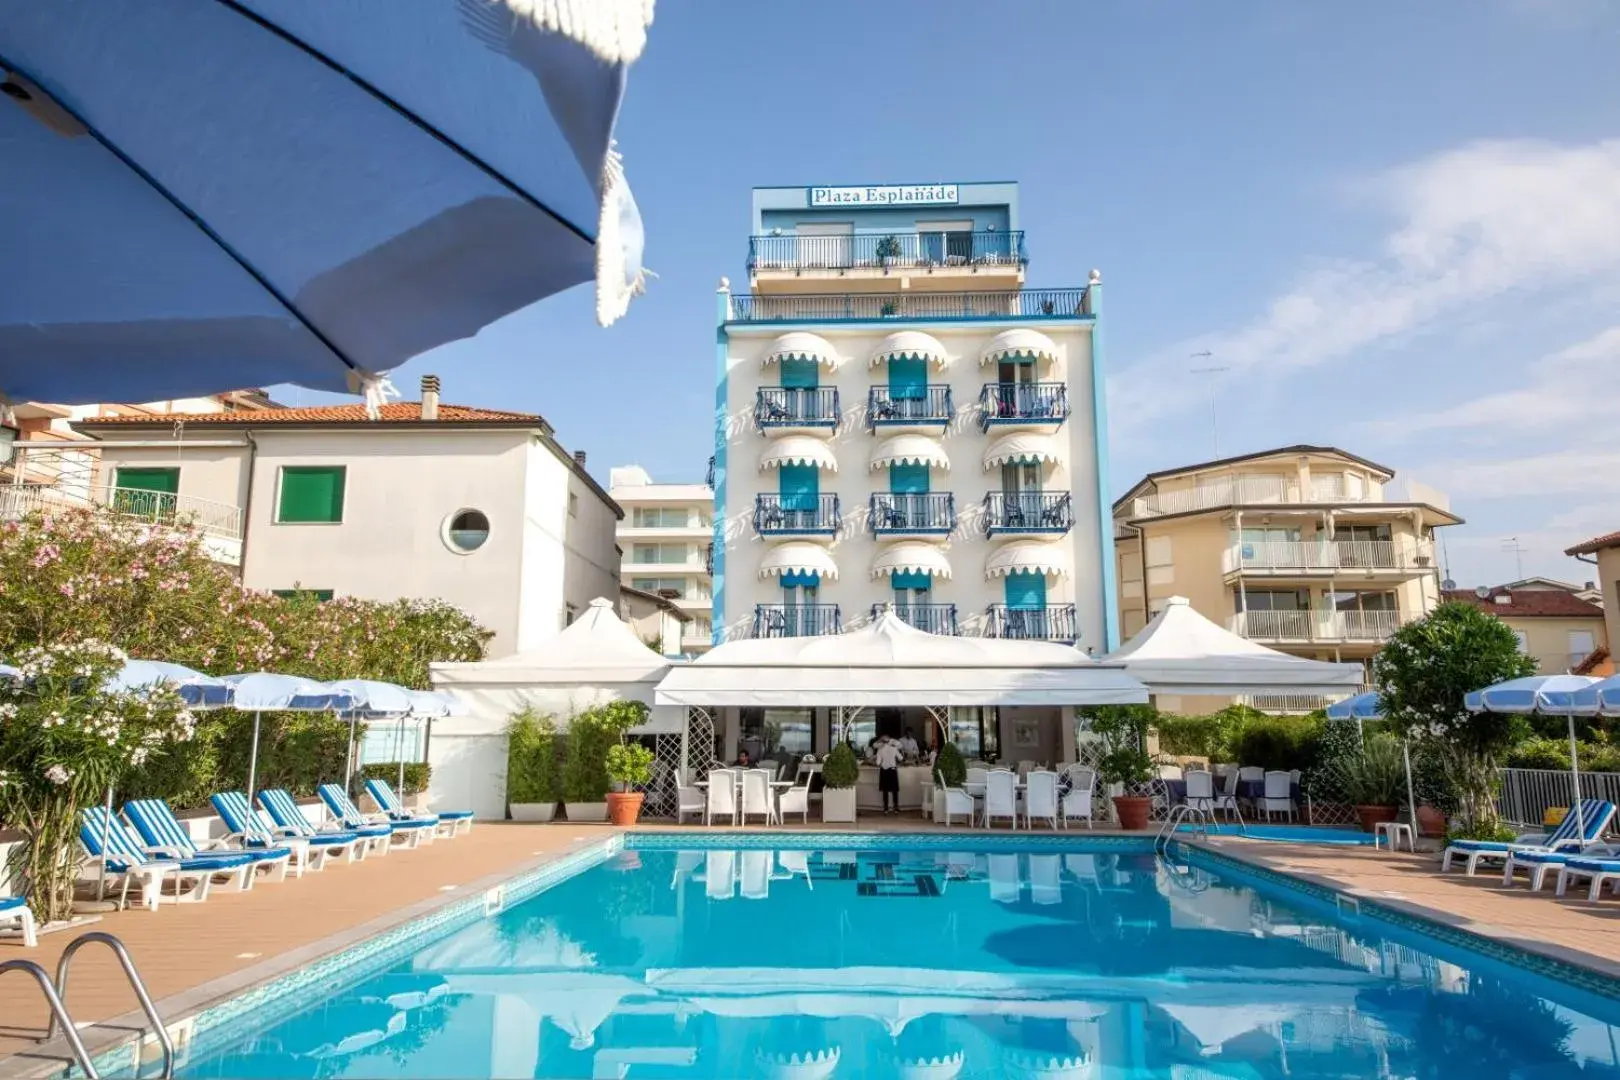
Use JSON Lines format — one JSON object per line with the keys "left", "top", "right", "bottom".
{"left": 628, "top": 830, "right": 1157, "bottom": 852}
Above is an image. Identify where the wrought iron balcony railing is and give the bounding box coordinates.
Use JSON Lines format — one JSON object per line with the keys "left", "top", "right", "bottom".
{"left": 748, "top": 230, "right": 1027, "bottom": 272}
{"left": 755, "top": 387, "right": 840, "bottom": 429}
{"left": 982, "top": 492, "right": 1073, "bottom": 536}
{"left": 873, "top": 602, "right": 959, "bottom": 636}
{"left": 727, "top": 288, "right": 1091, "bottom": 324}
{"left": 870, "top": 492, "right": 956, "bottom": 536}
{"left": 754, "top": 493, "right": 841, "bottom": 536}
{"left": 978, "top": 382, "right": 1070, "bottom": 428}
{"left": 985, "top": 604, "right": 1079, "bottom": 643}
{"left": 867, "top": 385, "right": 953, "bottom": 429}
{"left": 754, "top": 604, "right": 841, "bottom": 638}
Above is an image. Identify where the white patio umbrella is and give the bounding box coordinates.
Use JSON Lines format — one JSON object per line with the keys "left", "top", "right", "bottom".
{"left": 327, "top": 678, "right": 414, "bottom": 791}
{"left": 224, "top": 673, "right": 354, "bottom": 818}
{"left": 1466, "top": 675, "right": 1600, "bottom": 837}
{"left": 1161, "top": 1003, "right": 1294, "bottom": 1056}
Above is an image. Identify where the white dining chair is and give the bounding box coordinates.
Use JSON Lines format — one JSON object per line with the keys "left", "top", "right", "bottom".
{"left": 989, "top": 854, "right": 1021, "bottom": 902}
{"left": 1186, "top": 770, "right": 1238, "bottom": 817}
{"left": 740, "top": 769, "right": 776, "bottom": 825}
{"left": 1238, "top": 766, "right": 1265, "bottom": 783}
{"left": 776, "top": 850, "right": 813, "bottom": 889}
{"left": 1157, "top": 764, "right": 1184, "bottom": 780}
{"left": 740, "top": 850, "right": 772, "bottom": 899}
{"left": 757, "top": 759, "right": 780, "bottom": 781}
{"left": 704, "top": 850, "right": 735, "bottom": 900}
{"left": 1060, "top": 766, "right": 1096, "bottom": 829}
{"left": 777, "top": 770, "right": 813, "bottom": 824}
{"left": 965, "top": 766, "right": 989, "bottom": 789}
{"left": 936, "top": 775, "right": 977, "bottom": 827}
{"left": 669, "top": 850, "right": 703, "bottom": 890}
{"left": 1024, "top": 770, "right": 1059, "bottom": 830}
{"left": 1263, "top": 770, "right": 1295, "bottom": 822}
{"left": 705, "top": 769, "right": 737, "bottom": 826}
{"left": 1029, "top": 854, "right": 1062, "bottom": 905}
{"left": 984, "top": 770, "right": 1019, "bottom": 829}
{"left": 675, "top": 774, "right": 705, "bottom": 825}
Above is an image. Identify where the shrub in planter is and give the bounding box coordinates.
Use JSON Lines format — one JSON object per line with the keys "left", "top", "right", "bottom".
{"left": 562, "top": 701, "right": 649, "bottom": 823}
{"left": 1411, "top": 742, "right": 1458, "bottom": 837}
{"left": 821, "top": 742, "right": 859, "bottom": 823}
{"left": 935, "top": 742, "right": 967, "bottom": 787}
{"left": 358, "top": 762, "right": 431, "bottom": 796}
{"left": 606, "top": 742, "right": 654, "bottom": 826}
{"left": 507, "top": 709, "right": 561, "bottom": 821}
{"left": 1090, "top": 705, "right": 1157, "bottom": 829}
{"left": 1342, "top": 733, "right": 1407, "bottom": 832}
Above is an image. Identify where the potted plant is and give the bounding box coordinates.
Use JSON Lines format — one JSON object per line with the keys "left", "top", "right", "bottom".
{"left": 606, "top": 742, "right": 654, "bottom": 826}
{"left": 1410, "top": 743, "right": 1457, "bottom": 837}
{"left": 562, "top": 701, "right": 650, "bottom": 823}
{"left": 821, "top": 742, "right": 860, "bottom": 823}
{"left": 1343, "top": 733, "right": 1407, "bottom": 833}
{"left": 875, "top": 234, "right": 902, "bottom": 266}
{"left": 933, "top": 741, "right": 967, "bottom": 823}
{"left": 879, "top": 301, "right": 899, "bottom": 317}
{"left": 1091, "top": 706, "right": 1157, "bottom": 830}
{"left": 507, "top": 709, "right": 560, "bottom": 822}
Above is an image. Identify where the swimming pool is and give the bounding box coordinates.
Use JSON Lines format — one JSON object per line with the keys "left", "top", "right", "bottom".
{"left": 1176, "top": 824, "right": 1376, "bottom": 845}
{"left": 166, "top": 834, "right": 1620, "bottom": 1079}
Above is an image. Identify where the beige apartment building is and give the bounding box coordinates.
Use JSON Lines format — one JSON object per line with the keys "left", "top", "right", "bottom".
{"left": 608, "top": 465, "right": 715, "bottom": 654}
{"left": 1567, "top": 531, "right": 1620, "bottom": 668}
{"left": 1442, "top": 584, "right": 1608, "bottom": 676}
{"left": 1114, "top": 445, "right": 1461, "bottom": 712}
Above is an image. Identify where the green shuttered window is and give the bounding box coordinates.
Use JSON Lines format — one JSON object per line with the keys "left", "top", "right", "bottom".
{"left": 277, "top": 466, "right": 346, "bottom": 523}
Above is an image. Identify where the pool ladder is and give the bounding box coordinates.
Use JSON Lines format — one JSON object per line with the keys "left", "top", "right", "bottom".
{"left": 1155, "top": 802, "right": 1248, "bottom": 854}
{"left": 0, "top": 929, "right": 174, "bottom": 1080}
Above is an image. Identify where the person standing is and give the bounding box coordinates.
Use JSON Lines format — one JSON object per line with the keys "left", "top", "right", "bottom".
{"left": 874, "top": 735, "right": 903, "bottom": 815}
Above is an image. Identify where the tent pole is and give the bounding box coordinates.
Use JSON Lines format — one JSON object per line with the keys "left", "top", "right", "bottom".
{"left": 1568, "top": 715, "right": 1584, "bottom": 838}
{"left": 244, "top": 711, "right": 263, "bottom": 818}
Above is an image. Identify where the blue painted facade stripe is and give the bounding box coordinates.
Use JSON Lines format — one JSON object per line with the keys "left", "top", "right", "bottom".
{"left": 1086, "top": 280, "right": 1120, "bottom": 650}
{"left": 712, "top": 291, "right": 730, "bottom": 646}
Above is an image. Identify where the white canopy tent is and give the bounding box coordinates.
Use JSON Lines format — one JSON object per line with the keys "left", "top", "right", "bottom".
{"left": 655, "top": 610, "right": 1148, "bottom": 710}
{"left": 1105, "top": 597, "right": 1365, "bottom": 695}
{"left": 429, "top": 597, "right": 682, "bottom": 818}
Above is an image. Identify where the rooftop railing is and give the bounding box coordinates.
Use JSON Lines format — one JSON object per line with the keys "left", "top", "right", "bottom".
{"left": 727, "top": 288, "right": 1091, "bottom": 324}
{"left": 748, "top": 230, "right": 1027, "bottom": 272}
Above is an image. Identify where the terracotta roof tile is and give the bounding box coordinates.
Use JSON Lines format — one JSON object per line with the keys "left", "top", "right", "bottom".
{"left": 1443, "top": 587, "right": 1606, "bottom": 619}
{"left": 1574, "top": 646, "right": 1612, "bottom": 676}
{"left": 78, "top": 403, "right": 542, "bottom": 425}
{"left": 1567, "top": 530, "right": 1620, "bottom": 556}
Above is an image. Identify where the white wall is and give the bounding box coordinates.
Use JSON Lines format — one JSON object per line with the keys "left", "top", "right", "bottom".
{"left": 718, "top": 322, "right": 1107, "bottom": 649}
{"left": 518, "top": 445, "right": 622, "bottom": 653}
{"left": 91, "top": 443, "right": 252, "bottom": 511}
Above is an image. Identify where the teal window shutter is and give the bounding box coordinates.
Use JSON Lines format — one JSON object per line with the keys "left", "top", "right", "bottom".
{"left": 1004, "top": 571, "right": 1047, "bottom": 610}
{"left": 888, "top": 356, "right": 927, "bottom": 401}
{"left": 779, "top": 358, "right": 819, "bottom": 389}
{"left": 778, "top": 464, "right": 818, "bottom": 511}
{"left": 888, "top": 462, "right": 930, "bottom": 494}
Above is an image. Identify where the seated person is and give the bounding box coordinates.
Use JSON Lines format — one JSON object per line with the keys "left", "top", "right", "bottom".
{"left": 734, "top": 749, "right": 753, "bottom": 769}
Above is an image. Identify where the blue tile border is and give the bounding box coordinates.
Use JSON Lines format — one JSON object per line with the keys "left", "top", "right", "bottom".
{"left": 627, "top": 830, "right": 1158, "bottom": 854}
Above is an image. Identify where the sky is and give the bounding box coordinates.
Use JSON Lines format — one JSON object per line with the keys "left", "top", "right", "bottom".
{"left": 278, "top": 1, "right": 1620, "bottom": 587}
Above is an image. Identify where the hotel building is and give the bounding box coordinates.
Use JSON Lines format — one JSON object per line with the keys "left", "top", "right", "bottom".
{"left": 1113, "top": 445, "right": 1460, "bottom": 713}
{"left": 608, "top": 465, "right": 716, "bottom": 654}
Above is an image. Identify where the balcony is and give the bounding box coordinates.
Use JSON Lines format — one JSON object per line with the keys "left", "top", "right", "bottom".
{"left": 1127, "top": 476, "right": 1442, "bottom": 520}
{"left": 870, "top": 492, "right": 956, "bottom": 537}
{"left": 978, "top": 383, "right": 1070, "bottom": 429}
{"left": 755, "top": 387, "right": 840, "bottom": 431}
{"left": 867, "top": 386, "right": 953, "bottom": 430}
{"left": 1221, "top": 540, "right": 1436, "bottom": 578}
{"left": 873, "top": 603, "right": 959, "bottom": 636}
{"left": 983, "top": 492, "right": 1072, "bottom": 537}
{"left": 1238, "top": 693, "right": 1353, "bottom": 715}
{"left": 748, "top": 230, "right": 1027, "bottom": 274}
{"left": 727, "top": 288, "right": 1092, "bottom": 324}
{"left": 753, "top": 604, "right": 841, "bottom": 638}
{"left": 754, "top": 494, "right": 841, "bottom": 537}
{"left": 985, "top": 604, "right": 1078, "bottom": 644}
{"left": 1228, "top": 609, "right": 1401, "bottom": 645}
{"left": 0, "top": 483, "right": 243, "bottom": 565}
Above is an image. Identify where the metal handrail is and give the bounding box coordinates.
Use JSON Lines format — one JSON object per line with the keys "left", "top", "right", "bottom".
{"left": 1, "top": 959, "right": 100, "bottom": 1079}
{"left": 48, "top": 931, "right": 174, "bottom": 1079}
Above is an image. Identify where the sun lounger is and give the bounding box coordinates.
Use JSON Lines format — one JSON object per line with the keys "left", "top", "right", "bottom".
{"left": 1503, "top": 840, "right": 1620, "bottom": 891}
{"left": 319, "top": 784, "right": 435, "bottom": 848}
{"left": 79, "top": 806, "right": 241, "bottom": 909}
{"left": 1557, "top": 854, "right": 1620, "bottom": 901}
{"left": 260, "top": 788, "right": 392, "bottom": 858}
{"left": 124, "top": 798, "right": 292, "bottom": 890}
{"left": 211, "top": 791, "right": 363, "bottom": 874}
{"left": 1442, "top": 799, "right": 1614, "bottom": 876}
{"left": 364, "top": 778, "right": 473, "bottom": 838}
{"left": 0, "top": 896, "right": 37, "bottom": 947}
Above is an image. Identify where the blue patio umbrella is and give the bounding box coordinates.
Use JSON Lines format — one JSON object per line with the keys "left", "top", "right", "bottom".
{"left": 0, "top": 1, "right": 651, "bottom": 408}
{"left": 110, "top": 659, "right": 235, "bottom": 709}
{"left": 224, "top": 673, "right": 355, "bottom": 821}
{"left": 1467, "top": 675, "right": 1600, "bottom": 837}
{"left": 1566, "top": 675, "right": 1620, "bottom": 717}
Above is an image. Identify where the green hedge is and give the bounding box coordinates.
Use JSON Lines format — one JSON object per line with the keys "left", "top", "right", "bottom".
{"left": 507, "top": 710, "right": 561, "bottom": 804}
{"left": 119, "top": 710, "right": 352, "bottom": 809}
{"left": 1232, "top": 714, "right": 1324, "bottom": 773}
{"left": 1506, "top": 738, "right": 1620, "bottom": 773}
{"left": 359, "top": 762, "right": 432, "bottom": 796}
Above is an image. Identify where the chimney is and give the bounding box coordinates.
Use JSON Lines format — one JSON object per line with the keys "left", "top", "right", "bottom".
{"left": 420, "top": 374, "right": 441, "bottom": 421}
{"left": 573, "top": 450, "right": 587, "bottom": 467}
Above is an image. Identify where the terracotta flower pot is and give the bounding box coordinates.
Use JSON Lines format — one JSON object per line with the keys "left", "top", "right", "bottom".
{"left": 1416, "top": 804, "right": 1448, "bottom": 838}
{"left": 606, "top": 792, "right": 644, "bottom": 827}
{"left": 1111, "top": 795, "right": 1153, "bottom": 831}
{"left": 1355, "top": 804, "right": 1399, "bottom": 833}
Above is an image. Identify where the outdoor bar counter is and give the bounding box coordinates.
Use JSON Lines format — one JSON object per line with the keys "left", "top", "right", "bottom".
{"left": 855, "top": 764, "right": 932, "bottom": 811}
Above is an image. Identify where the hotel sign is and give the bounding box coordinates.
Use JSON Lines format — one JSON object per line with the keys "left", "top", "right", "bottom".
{"left": 808, "top": 184, "right": 959, "bottom": 208}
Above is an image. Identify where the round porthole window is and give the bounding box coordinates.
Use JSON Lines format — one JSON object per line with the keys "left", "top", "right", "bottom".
{"left": 444, "top": 509, "right": 490, "bottom": 553}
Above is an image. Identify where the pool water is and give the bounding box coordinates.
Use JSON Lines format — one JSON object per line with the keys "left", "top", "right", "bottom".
{"left": 176, "top": 839, "right": 1620, "bottom": 1079}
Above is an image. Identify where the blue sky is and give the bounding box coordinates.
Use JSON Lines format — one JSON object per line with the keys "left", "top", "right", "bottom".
{"left": 280, "top": 1, "right": 1620, "bottom": 586}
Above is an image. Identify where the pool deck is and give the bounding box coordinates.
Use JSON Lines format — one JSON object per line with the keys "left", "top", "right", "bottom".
{"left": 4, "top": 819, "right": 1620, "bottom": 1074}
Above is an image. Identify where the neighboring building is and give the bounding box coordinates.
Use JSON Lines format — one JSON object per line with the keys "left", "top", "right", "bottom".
{"left": 1113, "top": 445, "right": 1461, "bottom": 713}
{"left": 608, "top": 465, "right": 715, "bottom": 654}
{"left": 64, "top": 376, "right": 620, "bottom": 658}
{"left": 1567, "top": 530, "right": 1620, "bottom": 667}
{"left": 1444, "top": 585, "right": 1609, "bottom": 676}
{"left": 618, "top": 584, "right": 693, "bottom": 658}
{"left": 1498, "top": 576, "right": 1604, "bottom": 607}
{"left": 706, "top": 181, "right": 1111, "bottom": 765}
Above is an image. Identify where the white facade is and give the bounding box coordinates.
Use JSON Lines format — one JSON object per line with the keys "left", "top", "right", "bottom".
{"left": 69, "top": 391, "right": 621, "bottom": 659}
{"left": 609, "top": 465, "right": 715, "bottom": 653}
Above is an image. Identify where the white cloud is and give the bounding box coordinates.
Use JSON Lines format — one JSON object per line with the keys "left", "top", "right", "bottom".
{"left": 1111, "top": 139, "right": 1620, "bottom": 435}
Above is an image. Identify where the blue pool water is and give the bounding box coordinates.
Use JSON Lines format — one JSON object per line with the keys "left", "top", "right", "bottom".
{"left": 173, "top": 838, "right": 1620, "bottom": 1079}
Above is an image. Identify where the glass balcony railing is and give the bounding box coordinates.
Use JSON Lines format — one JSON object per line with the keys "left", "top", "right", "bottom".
{"left": 753, "top": 604, "right": 841, "bottom": 638}
{"left": 985, "top": 604, "right": 1078, "bottom": 643}
{"left": 983, "top": 492, "right": 1073, "bottom": 536}
{"left": 754, "top": 494, "right": 841, "bottom": 536}
{"left": 873, "top": 603, "right": 959, "bottom": 636}
{"left": 727, "top": 288, "right": 1091, "bottom": 324}
{"left": 979, "top": 382, "right": 1070, "bottom": 428}
{"left": 748, "top": 230, "right": 1027, "bottom": 272}
{"left": 755, "top": 387, "right": 840, "bottom": 429}
{"left": 867, "top": 386, "right": 953, "bottom": 429}
{"left": 870, "top": 492, "right": 956, "bottom": 536}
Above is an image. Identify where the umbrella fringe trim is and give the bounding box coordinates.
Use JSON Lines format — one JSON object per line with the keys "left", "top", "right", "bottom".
{"left": 596, "top": 142, "right": 649, "bottom": 327}
{"left": 499, "top": 0, "right": 655, "bottom": 65}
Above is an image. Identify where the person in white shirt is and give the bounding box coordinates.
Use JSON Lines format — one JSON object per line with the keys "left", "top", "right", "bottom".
{"left": 898, "top": 729, "right": 920, "bottom": 759}
{"left": 874, "top": 736, "right": 904, "bottom": 814}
